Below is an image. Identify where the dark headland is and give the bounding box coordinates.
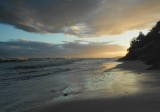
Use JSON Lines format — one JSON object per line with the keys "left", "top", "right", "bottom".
{"left": 120, "top": 21, "right": 160, "bottom": 69}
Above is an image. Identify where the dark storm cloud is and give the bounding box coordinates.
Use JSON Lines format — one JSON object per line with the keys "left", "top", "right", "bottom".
{"left": 0, "top": 0, "right": 159, "bottom": 36}
{"left": 0, "top": 40, "right": 126, "bottom": 58}
{"left": 0, "top": 0, "right": 102, "bottom": 34}
{"left": 0, "top": 40, "right": 67, "bottom": 58}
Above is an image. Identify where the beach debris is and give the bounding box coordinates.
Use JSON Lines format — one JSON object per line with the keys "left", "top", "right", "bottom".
{"left": 64, "top": 93, "right": 68, "bottom": 96}
{"left": 104, "top": 69, "right": 112, "bottom": 72}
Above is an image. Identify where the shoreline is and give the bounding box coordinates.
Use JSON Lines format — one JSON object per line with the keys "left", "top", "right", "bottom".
{"left": 28, "top": 60, "right": 160, "bottom": 112}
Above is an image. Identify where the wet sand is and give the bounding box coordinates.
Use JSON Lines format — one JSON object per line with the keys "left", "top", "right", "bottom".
{"left": 28, "top": 60, "right": 160, "bottom": 112}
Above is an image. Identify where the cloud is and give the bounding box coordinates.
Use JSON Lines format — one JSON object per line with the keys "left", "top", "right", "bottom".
{"left": 0, "top": 0, "right": 159, "bottom": 36}
{"left": 0, "top": 0, "right": 101, "bottom": 35}
{"left": 90, "top": 0, "right": 160, "bottom": 35}
{"left": 0, "top": 40, "right": 126, "bottom": 58}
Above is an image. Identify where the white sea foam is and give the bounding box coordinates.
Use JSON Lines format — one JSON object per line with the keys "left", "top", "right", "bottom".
{"left": 0, "top": 58, "right": 112, "bottom": 112}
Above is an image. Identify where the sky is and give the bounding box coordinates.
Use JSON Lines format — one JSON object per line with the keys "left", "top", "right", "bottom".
{"left": 0, "top": 0, "right": 159, "bottom": 58}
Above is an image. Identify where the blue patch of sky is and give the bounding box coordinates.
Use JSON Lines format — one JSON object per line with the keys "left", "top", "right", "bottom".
{"left": 0, "top": 24, "right": 149, "bottom": 47}
{"left": 0, "top": 24, "right": 78, "bottom": 44}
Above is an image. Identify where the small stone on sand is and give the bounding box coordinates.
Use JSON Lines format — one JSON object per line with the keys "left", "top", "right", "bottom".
{"left": 64, "top": 93, "right": 68, "bottom": 96}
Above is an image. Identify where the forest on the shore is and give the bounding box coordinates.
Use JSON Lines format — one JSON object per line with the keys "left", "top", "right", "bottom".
{"left": 120, "top": 21, "right": 160, "bottom": 69}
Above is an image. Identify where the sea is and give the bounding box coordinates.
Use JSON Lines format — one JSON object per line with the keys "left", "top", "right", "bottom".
{"left": 0, "top": 58, "right": 115, "bottom": 112}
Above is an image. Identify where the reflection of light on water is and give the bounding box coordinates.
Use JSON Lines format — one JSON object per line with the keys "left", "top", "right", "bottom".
{"left": 64, "top": 62, "right": 147, "bottom": 98}
{"left": 103, "top": 62, "right": 121, "bottom": 69}
{"left": 83, "top": 71, "right": 142, "bottom": 97}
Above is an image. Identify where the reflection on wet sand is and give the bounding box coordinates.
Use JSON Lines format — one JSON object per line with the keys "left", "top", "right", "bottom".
{"left": 82, "top": 66, "right": 144, "bottom": 97}
{"left": 62, "top": 61, "right": 150, "bottom": 99}
{"left": 29, "top": 61, "right": 160, "bottom": 112}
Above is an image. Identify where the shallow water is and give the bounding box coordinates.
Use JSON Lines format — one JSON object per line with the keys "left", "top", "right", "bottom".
{"left": 0, "top": 58, "right": 115, "bottom": 112}
{"left": 0, "top": 58, "right": 150, "bottom": 112}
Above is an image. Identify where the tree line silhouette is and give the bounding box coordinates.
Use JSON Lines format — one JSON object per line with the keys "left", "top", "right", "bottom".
{"left": 120, "top": 21, "right": 160, "bottom": 69}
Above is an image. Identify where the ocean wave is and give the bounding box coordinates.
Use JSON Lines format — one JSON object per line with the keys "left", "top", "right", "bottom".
{"left": 13, "top": 59, "right": 78, "bottom": 70}
{"left": 1, "top": 68, "right": 71, "bottom": 81}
